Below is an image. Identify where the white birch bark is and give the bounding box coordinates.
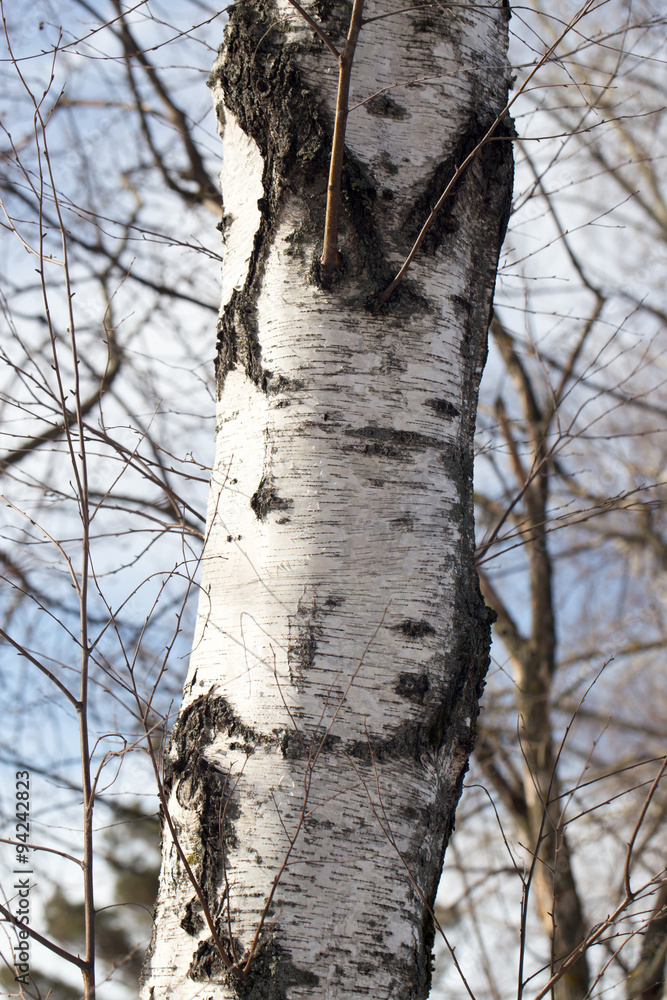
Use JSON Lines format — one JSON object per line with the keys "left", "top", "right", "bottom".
{"left": 142, "top": 1, "right": 512, "bottom": 997}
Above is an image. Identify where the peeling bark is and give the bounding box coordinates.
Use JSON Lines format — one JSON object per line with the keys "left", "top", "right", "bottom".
{"left": 142, "top": 1, "right": 512, "bottom": 996}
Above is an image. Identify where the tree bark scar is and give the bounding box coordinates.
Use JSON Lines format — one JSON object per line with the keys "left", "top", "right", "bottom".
{"left": 166, "top": 696, "right": 270, "bottom": 969}
{"left": 395, "top": 671, "right": 430, "bottom": 704}
{"left": 223, "top": 939, "right": 320, "bottom": 1000}
{"left": 402, "top": 111, "right": 498, "bottom": 257}
{"left": 390, "top": 619, "right": 436, "bottom": 639}
{"left": 210, "top": 1, "right": 330, "bottom": 392}
{"left": 250, "top": 475, "right": 293, "bottom": 521}
{"left": 343, "top": 425, "right": 445, "bottom": 459}
{"left": 287, "top": 595, "right": 324, "bottom": 692}
{"left": 425, "top": 398, "right": 460, "bottom": 419}
{"left": 210, "top": 0, "right": 426, "bottom": 395}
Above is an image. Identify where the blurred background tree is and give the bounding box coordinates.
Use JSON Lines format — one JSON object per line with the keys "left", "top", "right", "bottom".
{"left": 440, "top": 4, "right": 667, "bottom": 998}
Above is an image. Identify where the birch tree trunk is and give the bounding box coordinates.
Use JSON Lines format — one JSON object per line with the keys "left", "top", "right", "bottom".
{"left": 142, "top": 1, "right": 513, "bottom": 997}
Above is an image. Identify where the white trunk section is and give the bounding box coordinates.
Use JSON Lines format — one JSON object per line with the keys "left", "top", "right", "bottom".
{"left": 143, "top": 2, "right": 511, "bottom": 997}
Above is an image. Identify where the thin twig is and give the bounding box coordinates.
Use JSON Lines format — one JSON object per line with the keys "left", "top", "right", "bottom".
{"left": 320, "top": 0, "right": 365, "bottom": 278}
{"left": 283, "top": 0, "right": 340, "bottom": 59}
{"left": 377, "top": 0, "right": 600, "bottom": 304}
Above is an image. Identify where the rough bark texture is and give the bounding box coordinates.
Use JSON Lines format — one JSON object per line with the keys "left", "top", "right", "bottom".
{"left": 142, "top": 1, "right": 512, "bottom": 997}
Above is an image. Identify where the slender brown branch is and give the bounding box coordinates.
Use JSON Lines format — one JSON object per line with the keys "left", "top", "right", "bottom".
{"left": 284, "top": 0, "right": 340, "bottom": 59}
{"left": 624, "top": 758, "right": 667, "bottom": 901}
{"left": 377, "top": 0, "right": 599, "bottom": 304}
{"left": 0, "top": 901, "right": 90, "bottom": 972}
{"left": 110, "top": 0, "right": 221, "bottom": 212}
{"left": 0, "top": 627, "right": 77, "bottom": 706}
{"left": 40, "top": 86, "right": 98, "bottom": 1000}
{"left": 320, "top": 0, "right": 364, "bottom": 279}
{"left": 0, "top": 331, "right": 122, "bottom": 475}
{"left": 0, "top": 837, "right": 83, "bottom": 867}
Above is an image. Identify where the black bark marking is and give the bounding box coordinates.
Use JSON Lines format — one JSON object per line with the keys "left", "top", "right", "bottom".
{"left": 346, "top": 598, "right": 492, "bottom": 770}
{"left": 379, "top": 150, "right": 398, "bottom": 176}
{"left": 225, "top": 937, "right": 320, "bottom": 1000}
{"left": 287, "top": 594, "right": 326, "bottom": 692}
{"left": 365, "top": 94, "right": 409, "bottom": 120}
{"left": 210, "top": 0, "right": 431, "bottom": 350}
{"left": 210, "top": 3, "right": 330, "bottom": 391}
{"left": 336, "top": 147, "right": 399, "bottom": 293}
{"left": 390, "top": 513, "right": 414, "bottom": 530}
{"left": 287, "top": 619, "right": 318, "bottom": 678}
{"left": 346, "top": 722, "right": 422, "bottom": 764}
{"left": 402, "top": 110, "right": 515, "bottom": 260}
{"left": 181, "top": 899, "right": 204, "bottom": 937}
{"left": 188, "top": 938, "right": 227, "bottom": 981}
{"left": 425, "top": 397, "right": 460, "bottom": 419}
{"left": 395, "top": 671, "right": 430, "bottom": 704}
{"left": 188, "top": 934, "right": 245, "bottom": 982}
{"left": 344, "top": 425, "right": 444, "bottom": 459}
{"left": 400, "top": 113, "right": 477, "bottom": 256}
{"left": 265, "top": 372, "right": 305, "bottom": 396}
{"left": 210, "top": 2, "right": 416, "bottom": 388}
{"left": 280, "top": 728, "right": 341, "bottom": 760}
{"left": 391, "top": 619, "right": 436, "bottom": 639}
{"left": 450, "top": 293, "right": 472, "bottom": 315}
{"left": 250, "top": 475, "right": 293, "bottom": 520}
{"left": 165, "top": 696, "right": 269, "bottom": 968}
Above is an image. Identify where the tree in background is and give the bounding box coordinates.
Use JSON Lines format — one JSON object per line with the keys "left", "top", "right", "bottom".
{"left": 440, "top": 6, "right": 667, "bottom": 999}
{"left": 0, "top": 1, "right": 665, "bottom": 999}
